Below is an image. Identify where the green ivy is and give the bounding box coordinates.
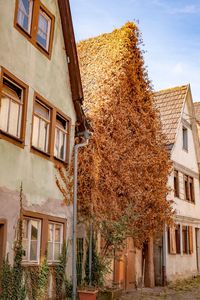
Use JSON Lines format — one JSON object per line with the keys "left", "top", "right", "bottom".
{"left": 0, "top": 185, "right": 26, "bottom": 300}
{"left": 55, "top": 244, "right": 67, "bottom": 300}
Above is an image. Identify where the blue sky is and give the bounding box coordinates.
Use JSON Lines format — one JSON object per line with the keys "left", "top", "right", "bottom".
{"left": 70, "top": 0, "right": 200, "bottom": 101}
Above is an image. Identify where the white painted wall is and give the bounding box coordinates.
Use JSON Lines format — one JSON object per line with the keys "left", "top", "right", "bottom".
{"left": 166, "top": 92, "right": 200, "bottom": 281}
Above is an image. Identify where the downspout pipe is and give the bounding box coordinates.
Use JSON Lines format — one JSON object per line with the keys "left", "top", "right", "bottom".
{"left": 72, "top": 131, "right": 90, "bottom": 300}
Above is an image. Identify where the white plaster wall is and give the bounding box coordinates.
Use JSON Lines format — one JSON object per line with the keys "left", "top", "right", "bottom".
{"left": 171, "top": 100, "right": 198, "bottom": 173}
{"left": 165, "top": 226, "right": 198, "bottom": 281}
{"left": 165, "top": 93, "right": 200, "bottom": 281}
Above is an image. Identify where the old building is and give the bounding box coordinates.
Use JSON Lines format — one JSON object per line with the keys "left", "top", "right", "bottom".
{"left": 0, "top": 0, "right": 86, "bottom": 287}
{"left": 154, "top": 85, "right": 200, "bottom": 284}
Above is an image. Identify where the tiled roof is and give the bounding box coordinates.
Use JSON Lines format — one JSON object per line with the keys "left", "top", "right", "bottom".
{"left": 194, "top": 102, "right": 200, "bottom": 124}
{"left": 154, "top": 85, "right": 188, "bottom": 145}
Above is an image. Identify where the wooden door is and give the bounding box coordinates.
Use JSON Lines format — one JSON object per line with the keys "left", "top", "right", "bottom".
{"left": 114, "top": 237, "right": 135, "bottom": 291}
{"left": 125, "top": 237, "right": 135, "bottom": 290}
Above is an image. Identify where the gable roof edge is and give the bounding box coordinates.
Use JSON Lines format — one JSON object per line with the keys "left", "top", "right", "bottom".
{"left": 171, "top": 84, "right": 190, "bottom": 154}
{"left": 58, "top": 0, "right": 88, "bottom": 134}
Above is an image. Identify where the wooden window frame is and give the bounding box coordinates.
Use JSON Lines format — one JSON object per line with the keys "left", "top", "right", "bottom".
{"left": 14, "top": 0, "right": 55, "bottom": 59}
{"left": 184, "top": 174, "right": 195, "bottom": 203}
{"left": 174, "top": 170, "right": 179, "bottom": 198}
{"left": 31, "top": 92, "right": 71, "bottom": 165}
{"left": 22, "top": 210, "right": 67, "bottom": 265}
{"left": 0, "top": 67, "right": 28, "bottom": 148}
{"left": 182, "top": 225, "right": 193, "bottom": 255}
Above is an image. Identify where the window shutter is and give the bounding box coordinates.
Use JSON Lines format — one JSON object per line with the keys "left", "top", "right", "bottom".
{"left": 169, "top": 226, "right": 176, "bottom": 254}
{"left": 188, "top": 226, "right": 193, "bottom": 254}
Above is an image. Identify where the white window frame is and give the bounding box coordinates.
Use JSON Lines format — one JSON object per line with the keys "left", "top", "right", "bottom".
{"left": 47, "top": 222, "right": 63, "bottom": 262}
{"left": 22, "top": 218, "right": 41, "bottom": 264}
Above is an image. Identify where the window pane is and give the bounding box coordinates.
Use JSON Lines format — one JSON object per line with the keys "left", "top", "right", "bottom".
{"left": 37, "top": 10, "right": 51, "bottom": 50}
{"left": 48, "top": 224, "right": 53, "bottom": 242}
{"left": 54, "top": 243, "right": 61, "bottom": 260}
{"left": 38, "top": 119, "right": 49, "bottom": 152}
{"left": 47, "top": 242, "right": 53, "bottom": 261}
{"left": 17, "top": 0, "right": 33, "bottom": 34}
{"left": 54, "top": 125, "right": 67, "bottom": 161}
{"left": 9, "top": 101, "right": 21, "bottom": 137}
{"left": 22, "top": 239, "right": 28, "bottom": 260}
{"left": 0, "top": 96, "right": 9, "bottom": 132}
{"left": 32, "top": 115, "right": 40, "bottom": 148}
{"left": 35, "top": 102, "right": 50, "bottom": 120}
{"left": 54, "top": 128, "right": 59, "bottom": 158}
{"left": 55, "top": 224, "right": 62, "bottom": 242}
{"left": 30, "top": 240, "right": 37, "bottom": 261}
{"left": 31, "top": 220, "right": 39, "bottom": 241}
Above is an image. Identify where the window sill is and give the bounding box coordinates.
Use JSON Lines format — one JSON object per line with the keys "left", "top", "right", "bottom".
{"left": 0, "top": 130, "right": 24, "bottom": 149}
{"left": 22, "top": 262, "right": 40, "bottom": 266}
{"left": 182, "top": 147, "right": 188, "bottom": 153}
{"left": 31, "top": 146, "right": 51, "bottom": 160}
{"left": 54, "top": 156, "right": 67, "bottom": 165}
{"left": 174, "top": 196, "right": 195, "bottom": 205}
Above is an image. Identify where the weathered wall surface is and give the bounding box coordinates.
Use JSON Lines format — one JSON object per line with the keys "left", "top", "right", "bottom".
{"left": 0, "top": 0, "right": 75, "bottom": 273}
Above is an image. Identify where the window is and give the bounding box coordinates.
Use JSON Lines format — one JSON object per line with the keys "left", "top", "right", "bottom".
{"left": 37, "top": 8, "right": 51, "bottom": 51}
{"left": 189, "top": 177, "right": 195, "bottom": 203}
{"left": 168, "top": 226, "right": 177, "bottom": 254}
{"left": 0, "top": 68, "right": 28, "bottom": 147}
{"left": 32, "top": 99, "right": 51, "bottom": 153}
{"left": 15, "top": 0, "right": 55, "bottom": 58}
{"left": 182, "top": 225, "right": 193, "bottom": 254}
{"left": 184, "top": 175, "right": 195, "bottom": 203}
{"left": 17, "top": 0, "right": 33, "bottom": 34}
{"left": 22, "top": 218, "right": 41, "bottom": 263}
{"left": 31, "top": 93, "right": 71, "bottom": 163}
{"left": 48, "top": 222, "right": 63, "bottom": 262}
{"left": 183, "top": 127, "right": 188, "bottom": 151}
{"left": 22, "top": 212, "right": 66, "bottom": 265}
{"left": 174, "top": 170, "right": 179, "bottom": 198}
{"left": 54, "top": 114, "right": 69, "bottom": 161}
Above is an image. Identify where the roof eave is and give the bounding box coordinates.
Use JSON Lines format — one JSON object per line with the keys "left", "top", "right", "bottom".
{"left": 58, "top": 0, "right": 88, "bottom": 135}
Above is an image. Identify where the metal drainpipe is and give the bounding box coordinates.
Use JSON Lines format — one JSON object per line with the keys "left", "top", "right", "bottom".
{"left": 162, "top": 224, "right": 167, "bottom": 286}
{"left": 72, "top": 136, "right": 89, "bottom": 300}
